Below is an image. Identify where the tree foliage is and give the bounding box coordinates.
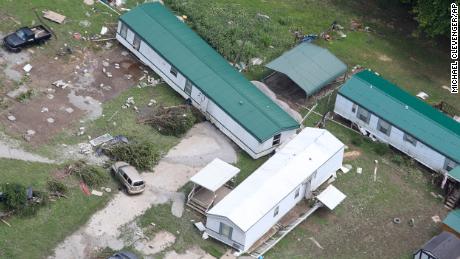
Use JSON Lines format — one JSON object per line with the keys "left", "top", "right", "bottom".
{"left": 402, "top": 0, "right": 452, "bottom": 37}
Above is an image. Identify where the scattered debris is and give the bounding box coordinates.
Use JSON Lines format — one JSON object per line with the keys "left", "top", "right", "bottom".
{"left": 89, "top": 133, "right": 114, "bottom": 147}
{"left": 147, "top": 99, "right": 157, "bottom": 107}
{"left": 79, "top": 181, "right": 91, "bottom": 196}
{"left": 256, "top": 13, "right": 270, "bottom": 20}
{"left": 43, "top": 10, "right": 66, "bottom": 24}
{"left": 431, "top": 215, "right": 441, "bottom": 223}
{"left": 124, "top": 74, "right": 132, "bottom": 80}
{"left": 416, "top": 92, "right": 429, "bottom": 100}
{"left": 26, "top": 129, "right": 36, "bottom": 136}
{"left": 79, "top": 143, "right": 92, "bottom": 154}
{"left": 340, "top": 164, "right": 352, "bottom": 174}
{"left": 23, "top": 64, "right": 33, "bottom": 73}
{"left": 47, "top": 117, "right": 55, "bottom": 124}
{"left": 409, "top": 218, "right": 415, "bottom": 227}
{"left": 41, "top": 107, "right": 49, "bottom": 113}
{"left": 249, "top": 57, "right": 263, "bottom": 66}
{"left": 194, "top": 222, "right": 206, "bottom": 232}
{"left": 373, "top": 160, "right": 378, "bottom": 182}
{"left": 79, "top": 20, "right": 91, "bottom": 28}
{"left": 47, "top": 94, "right": 55, "bottom": 100}
{"left": 65, "top": 107, "right": 74, "bottom": 114}
{"left": 100, "top": 26, "right": 108, "bottom": 35}
{"left": 393, "top": 217, "right": 401, "bottom": 224}
{"left": 7, "top": 115, "right": 16, "bottom": 122}
{"left": 84, "top": 0, "right": 94, "bottom": 5}
{"left": 356, "top": 167, "right": 362, "bottom": 174}
{"left": 73, "top": 33, "right": 82, "bottom": 40}
{"left": 308, "top": 237, "right": 324, "bottom": 249}
{"left": 91, "top": 190, "right": 103, "bottom": 196}
{"left": 52, "top": 79, "right": 71, "bottom": 89}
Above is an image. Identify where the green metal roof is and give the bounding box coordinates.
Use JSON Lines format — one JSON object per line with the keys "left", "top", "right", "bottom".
{"left": 266, "top": 43, "right": 347, "bottom": 95}
{"left": 120, "top": 3, "right": 299, "bottom": 142}
{"left": 448, "top": 166, "right": 460, "bottom": 182}
{"left": 443, "top": 209, "right": 460, "bottom": 234}
{"left": 338, "top": 70, "right": 460, "bottom": 163}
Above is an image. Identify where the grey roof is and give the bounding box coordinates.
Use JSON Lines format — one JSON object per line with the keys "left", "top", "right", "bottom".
{"left": 266, "top": 43, "right": 347, "bottom": 95}
{"left": 418, "top": 232, "right": 460, "bottom": 259}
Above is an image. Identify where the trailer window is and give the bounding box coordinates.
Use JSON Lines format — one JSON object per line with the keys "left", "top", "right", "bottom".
{"left": 444, "top": 158, "right": 456, "bottom": 172}
{"left": 272, "top": 133, "right": 281, "bottom": 146}
{"left": 185, "top": 80, "right": 192, "bottom": 95}
{"left": 357, "top": 106, "right": 371, "bottom": 124}
{"left": 219, "top": 223, "right": 233, "bottom": 239}
{"left": 294, "top": 188, "right": 300, "bottom": 198}
{"left": 273, "top": 206, "right": 279, "bottom": 217}
{"left": 120, "top": 23, "right": 128, "bottom": 39}
{"left": 170, "top": 67, "right": 178, "bottom": 77}
{"left": 133, "top": 34, "right": 141, "bottom": 50}
{"left": 403, "top": 133, "right": 417, "bottom": 146}
{"left": 377, "top": 118, "right": 392, "bottom": 136}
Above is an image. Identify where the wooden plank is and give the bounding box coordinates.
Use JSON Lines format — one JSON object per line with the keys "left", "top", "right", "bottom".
{"left": 43, "top": 10, "right": 66, "bottom": 24}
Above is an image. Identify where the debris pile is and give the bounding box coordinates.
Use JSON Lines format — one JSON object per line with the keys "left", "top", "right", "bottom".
{"left": 139, "top": 105, "right": 196, "bottom": 137}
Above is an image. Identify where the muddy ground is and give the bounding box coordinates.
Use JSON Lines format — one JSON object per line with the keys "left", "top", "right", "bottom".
{"left": 0, "top": 41, "right": 143, "bottom": 145}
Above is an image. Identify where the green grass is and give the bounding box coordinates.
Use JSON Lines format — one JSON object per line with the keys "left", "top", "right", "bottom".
{"left": 0, "top": 159, "right": 115, "bottom": 259}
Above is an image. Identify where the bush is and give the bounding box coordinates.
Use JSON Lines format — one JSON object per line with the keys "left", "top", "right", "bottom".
{"left": 373, "top": 143, "right": 390, "bottom": 156}
{"left": 18, "top": 190, "right": 49, "bottom": 217}
{"left": 103, "top": 142, "right": 161, "bottom": 170}
{"left": 1, "top": 183, "right": 27, "bottom": 210}
{"left": 47, "top": 180, "right": 68, "bottom": 194}
{"left": 71, "top": 162, "right": 109, "bottom": 187}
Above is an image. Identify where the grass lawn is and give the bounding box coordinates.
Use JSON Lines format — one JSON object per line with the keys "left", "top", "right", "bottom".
{"left": 0, "top": 159, "right": 115, "bottom": 259}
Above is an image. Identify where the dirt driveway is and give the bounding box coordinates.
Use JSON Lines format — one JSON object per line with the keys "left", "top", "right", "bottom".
{"left": 50, "top": 122, "right": 237, "bottom": 259}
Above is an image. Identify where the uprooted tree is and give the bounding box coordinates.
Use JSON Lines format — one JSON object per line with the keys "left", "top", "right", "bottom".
{"left": 103, "top": 142, "right": 161, "bottom": 171}
{"left": 139, "top": 105, "right": 196, "bottom": 137}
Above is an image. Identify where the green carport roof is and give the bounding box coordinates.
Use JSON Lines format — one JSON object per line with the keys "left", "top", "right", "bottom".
{"left": 120, "top": 3, "right": 299, "bottom": 142}
{"left": 266, "top": 43, "right": 347, "bottom": 95}
{"left": 448, "top": 166, "right": 460, "bottom": 182}
{"left": 443, "top": 209, "right": 460, "bottom": 234}
{"left": 338, "top": 70, "right": 460, "bottom": 163}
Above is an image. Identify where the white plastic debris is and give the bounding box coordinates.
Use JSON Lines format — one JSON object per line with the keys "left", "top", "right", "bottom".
{"left": 7, "top": 115, "right": 16, "bottom": 121}
{"left": 46, "top": 117, "right": 55, "bottom": 124}
{"left": 100, "top": 26, "right": 108, "bottom": 35}
{"left": 416, "top": 91, "right": 429, "bottom": 100}
{"left": 23, "top": 64, "right": 33, "bottom": 73}
{"left": 356, "top": 167, "right": 363, "bottom": 174}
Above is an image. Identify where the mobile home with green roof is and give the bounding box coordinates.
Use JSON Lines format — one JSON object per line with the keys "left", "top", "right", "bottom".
{"left": 116, "top": 3, "right": 299, "bottom": 158}
{"left": 334, "top": 70, "right": 460, "bottom": 173}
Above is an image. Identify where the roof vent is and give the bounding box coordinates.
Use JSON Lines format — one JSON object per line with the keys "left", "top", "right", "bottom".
{"left": 405, "top": 105, "right": 409, "bottom": 110}
{"left": 239, "top": 101, "right": 244, "bottom": 105}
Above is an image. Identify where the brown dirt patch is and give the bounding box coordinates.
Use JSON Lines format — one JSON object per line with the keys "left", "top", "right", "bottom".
{"left": 344, "top": 150, "right": 362, "bottom": 160}
{"left": 0, "top": 44, "right": 144, "bottom": 145}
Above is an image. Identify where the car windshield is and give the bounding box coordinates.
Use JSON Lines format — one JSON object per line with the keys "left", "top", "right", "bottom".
{"left": 133, "top": 181, "right": 144, "bottom": 187}
{"left": 15, "top": 30, "right": 27, "bottom": 40}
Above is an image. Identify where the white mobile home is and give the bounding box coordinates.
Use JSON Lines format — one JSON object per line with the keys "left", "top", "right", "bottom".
{"left": 334, "top": 70, "right": 460, "bottom": 173}
{"left": 205, "top": 128, "right": 345, "bottom": 252}
{"left": 116, "top": 3, "right": 299, "bottom": 159}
